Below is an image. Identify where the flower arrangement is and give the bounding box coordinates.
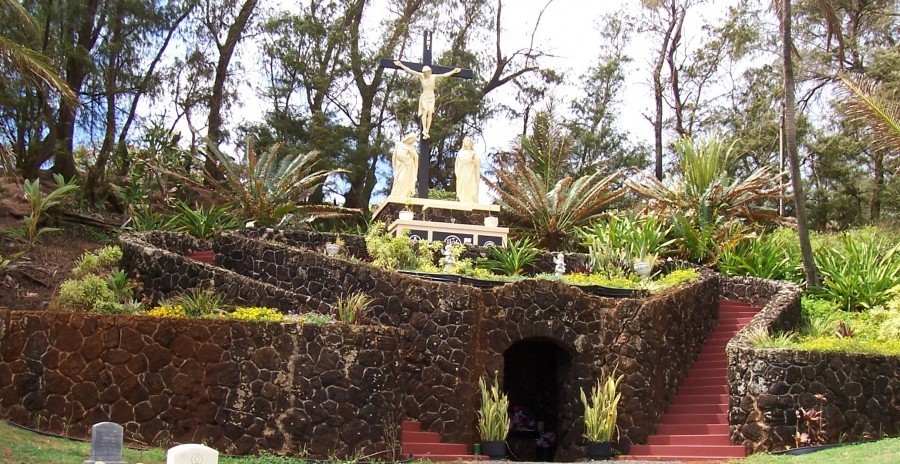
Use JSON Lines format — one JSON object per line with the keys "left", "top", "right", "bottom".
{"left": 145, "top": 304, "right": 187, "bottom": 318}
{"left": 535, "top": 431, "right": 556, "bottom": 449}
{"left": 511, "top": 406, "right": 534, "bottom": 431}
{"left": 229, "top": 306, "right": 284, "bottom": 322}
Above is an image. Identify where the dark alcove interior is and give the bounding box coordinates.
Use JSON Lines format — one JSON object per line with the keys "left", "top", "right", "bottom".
{"left": 503, "top": 338, "right": 572, "bottom": 461}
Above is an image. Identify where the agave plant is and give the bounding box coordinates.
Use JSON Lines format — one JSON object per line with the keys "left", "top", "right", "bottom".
{"left": 628, "top": 135, "right": 785, "bottom": 226}
{"left": 171, "top": 201, "right": 242, "bottom": 240}
{"left": 486, "top": 115, "right": 624, "bottom": 251}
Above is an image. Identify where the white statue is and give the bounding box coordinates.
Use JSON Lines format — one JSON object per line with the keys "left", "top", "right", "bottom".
{"left": 442, "top": 243, "right": 457, "bottom": 272}
{"left": 554, "top": 252, "right": 566, "bottom": 276}
{"left": 391, "top": 133, "right": 419, "bottom": 198}
{"left": 455, "top": 136, "right": 480, "bottom": 203}
{"left": 393, "top": 60, "right": 462, "bottom": 139}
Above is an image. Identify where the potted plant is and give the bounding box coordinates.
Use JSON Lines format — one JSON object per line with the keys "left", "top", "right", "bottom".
{"left": 580, "top": 367, "right": 623, "bottom": 460}
{"left": 478, "top": 375, "right": 510, "bottom": 459}
{"left": 399, "top": 199, "right": 415, "bottom": 221}
{"left": 633, "top": 252, "right": 657, "bottom": 277}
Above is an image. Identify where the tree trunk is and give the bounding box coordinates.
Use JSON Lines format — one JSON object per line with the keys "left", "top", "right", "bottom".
{"left": 205, "top": 0, "right": 259, "bottom": 178}
{"left": 781, "top": 0, "right": 818, "bottom": 288}
{"left": 870, "top": 152, "right": 883, "bottom": 221}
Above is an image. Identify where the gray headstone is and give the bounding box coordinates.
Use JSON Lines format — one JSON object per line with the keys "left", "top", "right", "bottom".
{"left": 167, "top": 443, "right": 218, "bottom": 464}
{"left": 83, "top": 422, "right": 126, "bottom": 464}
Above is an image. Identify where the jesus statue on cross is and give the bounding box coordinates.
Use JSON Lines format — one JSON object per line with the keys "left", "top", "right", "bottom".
{"left": 393, "top": 60, "right": 461, "bottom": 139}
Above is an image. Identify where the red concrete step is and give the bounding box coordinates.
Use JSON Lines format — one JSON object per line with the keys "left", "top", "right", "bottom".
{"left": 682, "top": 378, "right": 728, "bottom": 389}
{"left": 687, "top": 367, "right": 727, "bottom": 377}
{"left": 414, "top": 454, "right": 488, "bottom": 461}
{"left": 628, "top": 444, "right": 746, "bottom": 458}
{"left": 666, "top": 403, "right": 728, "bottom": 415}
{"left": 677, "top": 385, "right": 728, "bottom": 396}
{"left": 402, "top": 430, "right": 441, "bottom": 443}
{"left": 402, "top": 421, "right": 421, "bottom": 432}
{"left": 654, "top": 423, "right": 730, "bottom": 435}
{"left": 402, "top": 442, "right": 469, "bottom": 455}
{"left": 660, "top": 413, "right": 728, "bottom": 425}
{"left": 693, "top": 359, "right": 727, "bottom": 369}
{"left": 648, "top": 434, "right": 733, "bottom": 446}
{"left": 674, "top": 393, "right": 729, "bottom": 405}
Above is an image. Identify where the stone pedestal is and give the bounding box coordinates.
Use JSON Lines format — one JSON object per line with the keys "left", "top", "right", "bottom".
{"left": 373, "top": 196, "right": 508, "bottom": 245}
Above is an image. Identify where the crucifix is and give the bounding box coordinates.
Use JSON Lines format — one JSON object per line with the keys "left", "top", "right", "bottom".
{"left": 381, "top": 31, "right": 473, "bottom": 198}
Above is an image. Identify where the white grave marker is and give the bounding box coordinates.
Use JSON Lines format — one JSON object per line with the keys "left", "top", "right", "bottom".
{"left": 166, "top": 443, "right": 218, "bottom": 464}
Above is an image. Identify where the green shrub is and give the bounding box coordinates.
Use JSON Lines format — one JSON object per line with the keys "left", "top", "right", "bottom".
{"left": 562, "top": 273, "right": 641, "bottom": 289}
{"left": 295, "top": 312, "right": 335, "bottom": 325}
{"left": 815, "top": 233, "right": 900, "bottom": 311}
{"left": 480, "top": 238, "right": 539, "bottom": 276}
{"left": 172, "top": 201, "right": 242, "bottom": 240}
{"left": 22, "top": 173, "right": 79, "bottom": 246}
{"left": 163, "top": 287, "right": 226, "bottom": 318}
{"left": 581, "top": 213, "right": 673, "bottom": 274}
{"left": 73, "top": 246, "right": 123, "bottom": 278}
{"left": 365, "top": 222, "right": 440, "bottom": 271}
{"left": 718, "top": 229, "right": 803, "bottom": 283}
{"left": 647, "top": 268, "right": 700, "bottom": 292}
{"left": 335, "top": 292, "right": 372, "bottom": 324}
{"left": 57, "top": 275, "right": 117, "bottom": 312}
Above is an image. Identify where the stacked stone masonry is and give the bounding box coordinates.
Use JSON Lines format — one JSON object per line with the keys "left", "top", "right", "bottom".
{"left": 5, "top": 230, "right": 896, "bottom": 459}
{"left": 723, "top": 276, "right": 900, "bottom": 451}
{"left": 0, "top": 310, "right": 402, "bottom": 457}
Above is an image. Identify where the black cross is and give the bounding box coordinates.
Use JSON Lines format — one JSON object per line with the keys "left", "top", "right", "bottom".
{"left": 381, "top": 30, "right": 473, "bottom": 198}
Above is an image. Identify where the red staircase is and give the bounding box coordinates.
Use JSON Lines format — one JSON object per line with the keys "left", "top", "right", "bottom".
{"left": 401, "top": 420, "right": 487, "bottom": 461}
{"left": 625, "top": 299, "right": 760, "bottom": 462}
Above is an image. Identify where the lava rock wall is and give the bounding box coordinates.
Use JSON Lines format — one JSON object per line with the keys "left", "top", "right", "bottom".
{"left": 0, "top": 310, "right": 402, "bottom": 457}
{"left": 723, "top": 276, "right": 900, "bottom": 451}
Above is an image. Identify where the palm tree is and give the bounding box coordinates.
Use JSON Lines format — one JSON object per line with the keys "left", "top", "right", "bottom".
{"left": 0, "top": 0, "right": 76, "bottom": 104}
{"left": 778, "top": 0, "right": 825, "bottom": 288}
{"left": 836, "top": 72, "right": 899, "bottom": 219}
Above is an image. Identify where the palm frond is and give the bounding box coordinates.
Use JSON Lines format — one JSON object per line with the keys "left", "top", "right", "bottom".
{"left": 836, "top": 72, "right": 900, "bottom": 161}
{"left": 0, "top": 35, "right": 77, "bottom": 104}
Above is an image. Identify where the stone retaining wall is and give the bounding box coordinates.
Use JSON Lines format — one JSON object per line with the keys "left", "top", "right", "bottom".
{"left": 5, "top": 230, "right": 725, "bottom": 460}
{"left": 723, "top": 276, "right": 900, "bottom": 451}
{"left": 0, "top": 310, "right": 402, "bottom": 457}
{"left": 213, "top": 232, "right": 720, "bottom": 459}
{"left": 120, "top": 232, "right": 329, "bottom": 314}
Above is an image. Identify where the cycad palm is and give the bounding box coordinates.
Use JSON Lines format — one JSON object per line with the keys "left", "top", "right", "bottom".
{"left": 0, "top": 0, "right": 76, "bottom": 104}
{"left": 486, "top": 117, "right": 624, "bottom": 251}
{"left": 203, "top": 138, "right": 350, "bottom": 227}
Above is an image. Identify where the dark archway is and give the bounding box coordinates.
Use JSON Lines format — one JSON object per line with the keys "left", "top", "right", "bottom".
{"left": 503, "top": 338, "right": 572, "bottom": 462}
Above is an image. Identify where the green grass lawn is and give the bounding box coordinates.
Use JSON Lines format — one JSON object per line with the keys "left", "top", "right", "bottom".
{"left": 1, "top": 419, "right": 898, "bottom": 463}
{"left": 736, "top": 438, "right": 900, "bottom": 464}
{"left": 0, "top": 421, "right": 308, "bottom": 464}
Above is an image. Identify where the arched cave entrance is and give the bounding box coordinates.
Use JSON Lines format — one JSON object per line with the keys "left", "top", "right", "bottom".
{"left": 503, "top": 338, "right": 572, "bottom": 462}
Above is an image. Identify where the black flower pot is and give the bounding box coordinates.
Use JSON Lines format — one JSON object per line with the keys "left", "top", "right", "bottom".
{"left": 586, "top": 441, "right": 612, "bottom": 460}
{"left": 481, "top": 440, "right": 506, "bottom": 459}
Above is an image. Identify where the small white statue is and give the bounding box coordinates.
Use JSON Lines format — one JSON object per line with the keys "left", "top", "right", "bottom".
{"left": 393, "top": 60, "right": 462, "bottom": 139}
{"left": 390, "top": 133, "right": 419, "bottom": 198}
{"left": 455, "top": 136, "right": 480, "bottom": 203}
{"left": 554, "top": 252, "right": 566, "bottom": 276}
{"left": 442, "top": 243, "right": 456, "bottom": 272}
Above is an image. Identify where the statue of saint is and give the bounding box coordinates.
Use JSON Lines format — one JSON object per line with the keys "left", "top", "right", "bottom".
{"left": 394, "top": 60, "right": 461, "bottom": 139}
{"left": 391, "top": 133, "right": 419, "bottom": 197}
{"left": 455, "top": 136, "right": 480, "bottom": 203}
